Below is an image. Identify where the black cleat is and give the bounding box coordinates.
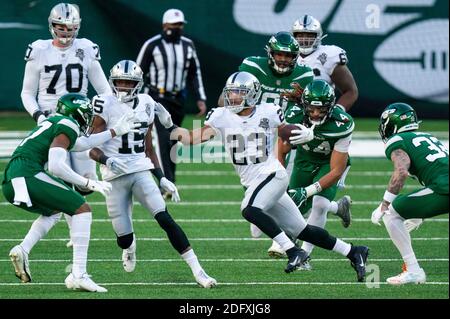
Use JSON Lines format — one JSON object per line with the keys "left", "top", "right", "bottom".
{"left": 285, "top": 247, "right": 308, "bottom": 273}
{"left": 348, "top": 245, "right": 369, "bottom": 282}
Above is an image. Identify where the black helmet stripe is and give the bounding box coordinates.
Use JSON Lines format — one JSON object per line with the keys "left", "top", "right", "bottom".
{"left": 124, "top": 60, "right": 129, "bottom": 73}
{"left": 303, "top": 15, "right": 308, "bottom": 27}
{"left": 65, "top": 3, "right": 69, "bottom": 18}
{"left": 231, "top": 72, "right": 239, "bottom": 84}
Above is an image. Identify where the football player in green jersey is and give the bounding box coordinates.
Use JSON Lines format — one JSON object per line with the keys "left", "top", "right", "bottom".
{"left": 2, "top": 93, "right": 139, "bottom": 292}
{"left": 371, "top": 103, "right": 449, "bottom": 285}
{"left": 278, "top": 80, "right": 353, "bottom": 268}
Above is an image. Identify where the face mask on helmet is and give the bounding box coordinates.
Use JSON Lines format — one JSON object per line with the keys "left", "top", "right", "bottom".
{"left": 304, "top": 103, "right": 333, "bottom": 125}
{"left": 266, "top": 32, "right": 300, "bottom": 74}
{"left": 292, "top": 15, "right": 326, "bottom": 56}
{"left": 223, "top": 72, "right": 261, "bottom": 114}
{"left": 269, "top": 50, "right": 298, "bottom": 74}
{"left": 109, "top": 60, "right": 144, "bottom": 103}
{"left": 48, "top": 3, "right": 81, "bottom": 47}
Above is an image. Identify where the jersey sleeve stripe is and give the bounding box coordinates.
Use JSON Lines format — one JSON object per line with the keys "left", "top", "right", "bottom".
{"left": 293, "top": 71, "right": 314, "bottom": 81}
{"left": 321, "top": 121, "right": 355, "bottom": 137}
{"left": 385, "top": 135, "right": 403, "bottom": 149}
{"left": 242, "top": 60, "right": 268, "bottom": 76}
{"left": 58, "top": 118, "right": 80, "bottom": 136}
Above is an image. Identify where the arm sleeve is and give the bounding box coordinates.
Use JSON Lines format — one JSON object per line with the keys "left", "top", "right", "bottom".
{"left": 187, "top": 44, "right": 207, "bottom": 101}
{"left": 72, "top": 130, "right": 113, "bottom": 152}
{"left": 20, "top": 60, "right": 41, "bottom": 117}
{"left": 88, "top": 60, "right": 112, "bottom": 95}
{"left": 334, "top": 134, "right": 352, "bottom": 153}
{"left": 48, "top": 147, "right": 89, "bottom": 187}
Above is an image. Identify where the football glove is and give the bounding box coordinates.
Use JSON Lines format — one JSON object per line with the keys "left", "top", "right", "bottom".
{"left": 288, "top": 187, "right": 308, "bottom": 208}
{"left": 371, "top": 204, "right": 386, "bottom": 226}
{"left": 404, "top": 218, "right": 423, "bottom": 232}
{"left": 112, "top": 112, "right": 141, "bottom": 136}
{"left": 105, "top": 157, "right": 127, "bottom": 175}
{"left": 84, "top": 179, "right": 112, "bottom": 197}
{"left": 289, "top": 124, "right": 315, "bottom": 145}
{"left": 160, "top": 177, "right": 180, "bottom": 202}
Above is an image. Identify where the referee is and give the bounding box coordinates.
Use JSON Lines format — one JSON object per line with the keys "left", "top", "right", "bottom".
{"left": 136, "top": 8, "right": 207, "bottom": 192}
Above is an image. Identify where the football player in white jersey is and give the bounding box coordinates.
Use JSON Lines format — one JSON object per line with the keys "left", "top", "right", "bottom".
{"left": 89, "top": 60, "right": 217, "bottom": 288}
{"left": 292, "top": 15, "right": 358, "bottom": 112}
{"left": 172, "top": 71, "right": 369, "bottom": 281}
{"left": 20, "top": 3, "right": 112, "bottom": 247}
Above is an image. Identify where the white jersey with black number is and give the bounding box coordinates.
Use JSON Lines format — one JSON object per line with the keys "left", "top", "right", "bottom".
{"left": 23, "top": 38, "right": 107, "bottom": 113}
{"left": 204, "top": 103, "right": 285, "bottom": 188}
{"left": 92, "top": 93, "right": 156, "bottom": 181}
{"left": 297, "top": 45, "right": 347, "bottom": 87}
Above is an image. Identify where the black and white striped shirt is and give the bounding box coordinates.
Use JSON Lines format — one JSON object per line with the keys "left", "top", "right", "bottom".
{"left": 136, "top": 34, "right": 206, "bottom": 103}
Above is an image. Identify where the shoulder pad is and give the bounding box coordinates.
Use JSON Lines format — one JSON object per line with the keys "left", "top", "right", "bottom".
{"left": 24, "top": 40, "right": 50, "bottom": 61}
{"left": 321, "top": 109, "right": 354, "bottom": 138}
{"left": 321, "top": 45, "right": 348, "bottom": 66}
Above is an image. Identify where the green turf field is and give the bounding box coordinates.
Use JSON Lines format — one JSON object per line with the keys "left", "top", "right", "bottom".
{"left": 0, "top": 113, "right": 448, "bottom": 299}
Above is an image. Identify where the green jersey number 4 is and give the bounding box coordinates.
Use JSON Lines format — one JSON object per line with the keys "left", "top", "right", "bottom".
{"left": 413, "top": 136, "right": 449, "bottom": 162}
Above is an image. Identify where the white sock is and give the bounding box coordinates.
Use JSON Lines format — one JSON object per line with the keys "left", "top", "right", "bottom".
{"left": 301, "top": 196, "right": 330, "bottom": 255}
{"left": 328, "top": 201, "right": 338, "bottom": 215}
{"left": 383, "top": 207, "right": 421, "bottom": 273}
{"left": 20, "top": 213, "right": 61, "bottom": 254}
{"left": 332, "top": 238, "right": 352, "bottom": 256}
{"left": 71, "top": 212, "right": 92, "bottom": 278}
{"left": 64, "top": 213, "right": 73, "bottom": 231}
{"left": 181, "top": 249, "right": 203, "bottom": 275}
{"left": 273, "top": 232, "right": 295, "bottom": 251}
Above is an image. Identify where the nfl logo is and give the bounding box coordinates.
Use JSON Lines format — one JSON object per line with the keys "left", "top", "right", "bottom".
{"left": 276, "top": 80, "right": 281, "bottom": 86}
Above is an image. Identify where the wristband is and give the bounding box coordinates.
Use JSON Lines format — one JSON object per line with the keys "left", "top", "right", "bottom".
{"left": 150, "top": 168, "right": 165, "bottom": 182}
{"left": 383, "top": 190, "right": 397, "bottom": 203}
{"left": 32, "top": 110, "right": 44, "bottom": 122}
{"left": 99, "top": 154, "right": 109, "bottom": 165}
{"left": 305, "top": 182, "right": 322, "bottom": 198}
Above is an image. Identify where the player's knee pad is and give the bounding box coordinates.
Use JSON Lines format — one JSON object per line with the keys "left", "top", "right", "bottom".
{"left": 155, "top": 211, "right": 189, "bottom": 253}
{"left": 117, "top": 233, "right": 134, "bottom": 249}
{"left": 241, "top": 206, "right": 263, "bottom": 223}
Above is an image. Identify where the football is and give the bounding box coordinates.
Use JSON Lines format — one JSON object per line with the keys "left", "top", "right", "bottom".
{"left": 278, "top": 124, "right": 301, "bottom": 142}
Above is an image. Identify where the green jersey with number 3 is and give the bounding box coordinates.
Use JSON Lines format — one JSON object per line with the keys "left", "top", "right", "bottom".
{"left": 4, "top": 116, "right": 79, "bottom": 181}
{"left": 285, "top": 105, "right": 354, "bottom": 164}
{"left": 239, "top": 57, "right": 314, "bottom": 111}
{"left": 385, "top": 132, "right": 449, "bottom": 194}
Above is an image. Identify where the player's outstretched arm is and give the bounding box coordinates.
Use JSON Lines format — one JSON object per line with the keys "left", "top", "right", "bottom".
{"left": 173, "top": 125, "right": 216, "bottom": 145}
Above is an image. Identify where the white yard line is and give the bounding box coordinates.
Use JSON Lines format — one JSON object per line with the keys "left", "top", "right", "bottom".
{"left": 0, "top": 237, "right": 447, "bottom": 242}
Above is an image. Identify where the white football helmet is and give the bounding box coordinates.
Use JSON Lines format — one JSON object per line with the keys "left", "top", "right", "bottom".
{"left": 109, "top": 60, "right": 144, "bottom": 102}
{"left": 292, "top": 15, "right": 327, "bottom": 55}
{"left": 48, "top": 3, "right": 81, "bottom": 46}
{"left": 222, "top": 72, "right": 261, "bottom": 114}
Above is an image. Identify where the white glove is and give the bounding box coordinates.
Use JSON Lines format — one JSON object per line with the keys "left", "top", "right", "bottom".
{"left": 371, "top": 204, "right": 386, "bottom": 226}
{"left": 160, "top": 177, "right": 180, "bottom": 202}
{"left": 105, "top": 157, "right": 127, "bottom": 175}
{"left": 404, "top": 218, "right": 423, "bottom": 232}
{"left": 112, "top": 112, "right": 141, "bottom": 136}
{"left": 155, "top": 102, "right": 174, "bottom": 129}
{"left": 289, "top": 124, "right": 315, "bottom": 145}
{"left": 84, "top": 179, "right": 112, "bottom": 197}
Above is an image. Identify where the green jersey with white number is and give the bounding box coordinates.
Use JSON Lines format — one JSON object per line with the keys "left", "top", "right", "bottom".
{"left": 3, "top": 116, "right": 80, "bottom": 182}
{"left": 285, "top": 105, "right": 354, "bottom": 164}
{"left": 239, "top": 56, "right": 314, "bottom": 111}
{"left": 385, "top": 131, "right": 449, "bottom": 194}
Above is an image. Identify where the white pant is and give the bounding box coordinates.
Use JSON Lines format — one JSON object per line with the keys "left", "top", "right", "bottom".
{"left": 241, "top": 169, "right": 307, "bottom": 239}
{"left": 106, "top": 171, "right": 166, "bottom": 236}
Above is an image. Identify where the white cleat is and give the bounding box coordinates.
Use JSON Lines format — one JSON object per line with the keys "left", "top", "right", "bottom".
{"left": 66, "top": 240, "right": 73, "bottom": 248}
{"left": 9, "top": 245, "right": 31, "bottom": 283}
{"left": 195, "top": 269, "right": 217, "bottom": 288}
{"left": 65, "top": 273, "right": 108, "bottom": 292}
{"left": 267, "top": 241, "right": 287, "bottom": 259}
{"left": 386, "top": 268, "right": 426, "bottom": 285}
{"left": 335, "top": 195, "right": 352, "bottom": 228}
{"left": 250, "top": 224, "right": 263, "bottom": 239}
{"left": 122, "top": 239, "right": 136, "bottom": 273}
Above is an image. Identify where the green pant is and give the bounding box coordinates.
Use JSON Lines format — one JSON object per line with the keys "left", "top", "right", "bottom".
{"left": 392, "top": 186, "right": 449, "bottom": 219}
{"left": 2, "top": 172, "right": 86, "bottom": 216}
{"left": 288, "top": 160, "right": 338, "bottom": 214}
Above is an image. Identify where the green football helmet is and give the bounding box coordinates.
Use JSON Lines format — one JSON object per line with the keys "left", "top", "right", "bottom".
{"left": 378, "top": 103, "right": 420, "bottom": 142}
{"left": 301, "top": 79, "right": 336, "bottom": 125}
{"left": 265, "top": 31, "right": 300, "bottom": 74}
{"left": 56, "top": 93, "right": 93, "bottom": 136}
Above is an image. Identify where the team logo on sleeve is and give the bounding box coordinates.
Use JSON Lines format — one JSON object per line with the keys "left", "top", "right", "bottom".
{"left": 145, "top": 104, "right": 153, "bottom": 117}
{"left": 317, "top": 52, "right": 327, "bottom": 65}
{"left": 259, "top": 118, "right": 270, "bottom": 130}
{"left": 75, "top": 48, "right": 85, "bottom": 61}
